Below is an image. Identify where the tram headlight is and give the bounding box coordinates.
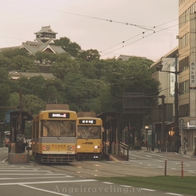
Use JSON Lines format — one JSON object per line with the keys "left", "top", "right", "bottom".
{"left": 94, "top": 145, "right": 99, "bottom": 149}
{"left": 77, "top": 145, "right": 81, "bottom": 149}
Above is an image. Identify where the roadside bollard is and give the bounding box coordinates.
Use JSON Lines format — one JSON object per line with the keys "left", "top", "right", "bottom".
{"left": 164, "top": 160, "right": 167, "bottom": 176}
{"left": 181, "top": 161, "right": 184, "bottom": 178}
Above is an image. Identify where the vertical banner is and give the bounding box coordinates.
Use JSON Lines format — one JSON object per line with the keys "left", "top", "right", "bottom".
{"left": 190, "top": 62, "right": 196, "bottom": 89}
{"left": 189, "top": 13, "right": 196, "bottom": 118}
{"left": 162, "top": 58, "right": 176, "bottom": 97}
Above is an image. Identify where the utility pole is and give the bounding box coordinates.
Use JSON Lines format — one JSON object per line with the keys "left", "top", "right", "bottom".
{"left": 174, "top": 54, "right": 180, "bottom": 152}
{"left": 156, "top": 53, "right": 181, "bottom": 152}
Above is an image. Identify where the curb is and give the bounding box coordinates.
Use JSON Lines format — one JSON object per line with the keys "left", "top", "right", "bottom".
{"left": 109, "top": 155, "right": 120, "bottom": 162}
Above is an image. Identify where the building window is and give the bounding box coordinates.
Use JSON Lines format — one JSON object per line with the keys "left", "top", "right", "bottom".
{"left": 179, "top": 3, "right": 196, "bottom": 28}
{"left": 179, "top": 33, "right": 189, "bottom": 49}
{"left": 179, "top": 104, "right": 189, "bottom": 117}
{"left": 179, "top": 56, "right": 189, "bottom": 72}
{"left": 179, "top": 80, "right": 189, "bottom": 95}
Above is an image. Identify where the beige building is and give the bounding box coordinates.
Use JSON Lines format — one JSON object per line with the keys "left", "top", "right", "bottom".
{"left": 150, "top": 1, "right": 196, "bottom": 151}
{"left": 178, "top": 0, "right": 196, "bottom": 150}
{"left": 150, "top": 48, "right": 178, "bottom": 151}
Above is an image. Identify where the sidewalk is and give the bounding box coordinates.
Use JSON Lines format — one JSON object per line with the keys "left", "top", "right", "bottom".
{"left": 142, "top": 147, "right": 196, "bottom": 158}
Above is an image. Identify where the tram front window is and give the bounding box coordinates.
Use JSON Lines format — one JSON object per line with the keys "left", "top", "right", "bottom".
{"left": 41, "top": 120, "right": 76, "bottom": 137}
{"left": 78, "top": 126, "right": 101, "bottom": 139}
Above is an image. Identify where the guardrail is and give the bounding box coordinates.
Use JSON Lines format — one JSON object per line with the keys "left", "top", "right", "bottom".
{"left": 119, "top": 142, "right": 130, "bottom": 161}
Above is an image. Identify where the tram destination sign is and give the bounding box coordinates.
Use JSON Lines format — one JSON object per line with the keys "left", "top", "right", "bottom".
{"left": 79, "top": 119, "right": 96, "bottom": 124}
{"left": 49, "top": 113, "right": 70, "bottom": 118}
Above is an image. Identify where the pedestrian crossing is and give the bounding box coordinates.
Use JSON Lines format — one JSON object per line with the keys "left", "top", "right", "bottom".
{"left": 0, "top": 161, "right": 73, "bottom": 182}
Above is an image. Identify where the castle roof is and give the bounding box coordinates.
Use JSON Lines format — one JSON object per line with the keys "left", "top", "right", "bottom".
{"left": 34, "top": 25, "right": 57, "bottom": 35}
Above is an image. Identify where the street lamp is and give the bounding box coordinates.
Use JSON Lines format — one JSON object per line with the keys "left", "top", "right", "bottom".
{"left": 156, "top": 53, "right": 181, "bottom": 153}
{"left": 145, "top": 125, "right": 149, "bottom": 141}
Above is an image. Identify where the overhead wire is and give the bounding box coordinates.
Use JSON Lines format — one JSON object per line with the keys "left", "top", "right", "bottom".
{"left": 1, "top": 1, "right": 178, "bottom": 51}
{"left": 101, "top": 23, "right": 178, "bottom": 57}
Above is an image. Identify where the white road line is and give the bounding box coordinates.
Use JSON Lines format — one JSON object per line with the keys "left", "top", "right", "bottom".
{"left": 146, "top": 155, "right": 152, "bottom": 158}
{"left": 0, "top": 169, "right": 52, "bottom": 172}
{"left": 165, "top": 192, "right": 184, "bottom": 196}
{"left": 0, "top": 175, "right": 72, "bottom": 180}
{"left": 120, "top": 185, "right": 132, "bottom": 188}
{"left": 141, "top": 188, "right": 155, "bottom": 191}
{"left": 0, "top": 179, "right": 97, "bottom": 186}
{"left": 103, "top": 182, "right": 113, "bottom": 184}
{"left": 20, "top": 184, "right": 71, "bottom": 196}
{"left": 0, "top": 173, "right": 66, "bottom": 176}
{"left": 2, "top": 158, "right": 7, "bottom": 163}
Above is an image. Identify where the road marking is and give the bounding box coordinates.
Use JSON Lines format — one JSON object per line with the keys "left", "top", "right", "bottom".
{"left": 120, "top": 185, "right": 132, "bottom": 188}
{"left": 0, "top": 179, "right": 97, "bottom": 186}
{"left": 0, "top": 170, "right": 48, "bottom": 172}
{"left": 141, "top": 188, "right": 155, "bottom": 191}
{"left": 0, "top": 173, "right": 67, "bottom": 176}
{"left": 103, "top": 182, "right": 113, "bottom": 184}
{"left": 20, "top": 184, "right": 71, "bottom": 196}
{"left": 0, "top": 175, "right": 72, "bottom": 180}
{"left": 146, "top": 155, "right": 152, "bottom": 158}
{"left": 2, "top": 158, "right": 7, "bottom": 163}
{"left": 165, "top": 192, "right": 184, "bottom": 196}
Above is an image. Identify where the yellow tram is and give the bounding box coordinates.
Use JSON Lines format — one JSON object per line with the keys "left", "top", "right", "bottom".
{"left": 76, "top": 112, "right": 103, "bottom": 160}
{"left": 32, "top": 109, "right": 77, "bottom": 163}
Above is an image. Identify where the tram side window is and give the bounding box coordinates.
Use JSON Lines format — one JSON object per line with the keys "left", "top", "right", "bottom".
{"left": 42, "top": 121, "right": 48, "bottom": 137}
{"left": 35, "top": 121, "right": 39, "bottom": 138}
{"left": 41, "top": 120, "right": 50, "bottom": 137}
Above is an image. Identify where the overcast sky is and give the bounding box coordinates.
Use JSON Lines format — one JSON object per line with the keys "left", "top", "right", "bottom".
{"left": 0, "top": 0, "right": 178, "bottom": 61}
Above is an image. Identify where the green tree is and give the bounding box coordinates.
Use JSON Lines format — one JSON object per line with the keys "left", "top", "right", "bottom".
{"left": 9, "top": 92, "right": 20, "bottom": 107}
{"left": 11, "top": 55, "right": 38, "bottom": 72}
{"left": 0, "top": 54, "right": 11, "bottom": 70}
{"left": 1, "top": 48, "right": 29, "bottom": 59}
{"left": 54, "top": 37, "right": 81, "bottom": 57}
{"left": 51, "top": 55, "right": 80, "bottom": 79}
{"left": 35, "top": 52, "right": 58, "bottom": 64}
{"left": 23, "top": 94, "right": 46, "bottom": 116}
{"left": 0, "top": 68, "right": 9, "bottom": 83}
{"left": 0, "top": 83, "right": 11, "bottom": 120}
{"left": 77, "top": 49, "right": 100, "bottom": 61}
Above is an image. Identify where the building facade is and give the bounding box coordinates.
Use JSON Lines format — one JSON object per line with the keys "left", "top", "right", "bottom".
{"left": 150, "top": 48, "right": 178, "bottom": 151}
{"left": 151, "top": 1, "right": 196, "bottom": 151}
{"left": 178, "top": 0, "right": 196, "bottom": 150}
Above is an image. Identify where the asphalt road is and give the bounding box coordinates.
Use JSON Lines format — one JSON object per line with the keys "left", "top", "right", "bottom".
{"left": 0, "top": 147, "right": 195, "bottom": 196}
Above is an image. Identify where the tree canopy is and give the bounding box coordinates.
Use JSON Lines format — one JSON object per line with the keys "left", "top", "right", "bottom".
{"left": 0, "top": 46, "right": 159, "bottom": 146}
